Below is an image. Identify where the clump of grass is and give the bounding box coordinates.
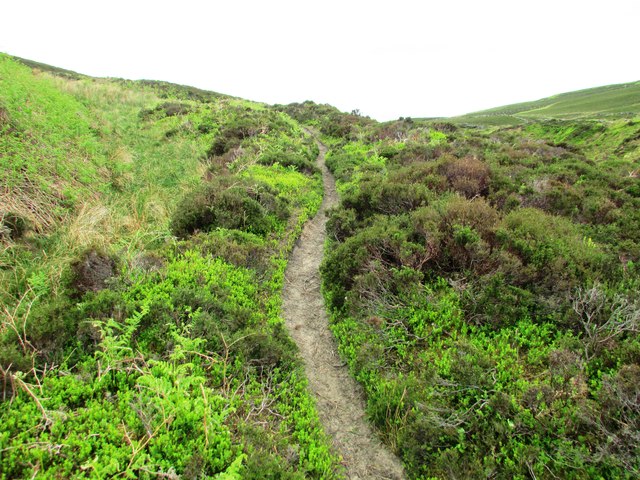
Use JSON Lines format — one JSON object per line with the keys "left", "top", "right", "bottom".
{"left": 0, "top": 212, "right": 28, "bottom": 240}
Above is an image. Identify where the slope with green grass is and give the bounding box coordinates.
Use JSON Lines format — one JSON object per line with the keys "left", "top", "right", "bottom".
{"left": 451, "top": 81, "right": 640, "bottom": 126}
{"left": 0, "top": 55, "right": 111, "bottom": 231}
{"left": 0, "top": 54, "right": 341, "bottom": 478}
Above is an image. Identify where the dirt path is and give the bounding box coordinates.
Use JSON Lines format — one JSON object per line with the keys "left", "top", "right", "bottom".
{"left": 282, "top": 136, "right": 406, "bottom": 479}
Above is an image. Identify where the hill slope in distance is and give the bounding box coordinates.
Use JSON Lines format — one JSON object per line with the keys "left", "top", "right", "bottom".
{"left": 450, "top": 80, "right": 640, "bottom": 126}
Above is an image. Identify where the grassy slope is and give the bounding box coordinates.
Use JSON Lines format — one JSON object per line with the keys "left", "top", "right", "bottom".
{"left": 0, "top": 55, "right": 342, "bottom": 478}
{"left": 0, "top": 55, "right": 111, "bottom": 231}
{"left": 450, "top": 81, "right": 640, "bottom": 126}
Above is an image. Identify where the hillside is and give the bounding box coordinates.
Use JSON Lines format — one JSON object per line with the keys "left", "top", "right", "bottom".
{"left": 451, "top": 81, "right": 640, "bottom": 126}
{"left": 315, "top": 107, "right": 640, "bottom": 478}
{"left": 2, "top": 54, "right": 640, "bottom": 479}
{"left": 0, "top": 53, "right": 340, "bottom": 478}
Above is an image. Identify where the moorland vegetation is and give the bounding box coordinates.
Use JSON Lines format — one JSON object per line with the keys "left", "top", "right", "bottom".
{"left": 1, "top": 53, "right": 639, "bottom": 478}
{"left": 281, "top": 101, "right": 640, "bottom": 478}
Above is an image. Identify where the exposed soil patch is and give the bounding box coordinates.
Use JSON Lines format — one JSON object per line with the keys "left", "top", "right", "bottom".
{"left": 282, "top": 134, "right": 406, "bottom": 479}
{"left": 71, "top": 249, "right": 116, "bottom": 294}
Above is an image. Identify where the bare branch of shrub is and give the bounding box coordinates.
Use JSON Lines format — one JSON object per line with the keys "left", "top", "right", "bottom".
{"left": 571, "top": 284, "right": 640, "bottom": 360}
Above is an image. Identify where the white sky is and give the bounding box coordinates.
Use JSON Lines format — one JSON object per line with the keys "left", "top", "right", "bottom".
{"left": 1, "top": 0, "right": 638, "bottom": 120}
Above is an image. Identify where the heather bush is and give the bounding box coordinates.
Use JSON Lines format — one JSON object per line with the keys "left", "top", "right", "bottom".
{"left": 437, "top": 154, "right": 491, "bottom": 198}
{"left": 170, "top": 177, "right": 288, "bottom": 238}
{"left": 319, "top": 115, "right": 640, "bottom": 479}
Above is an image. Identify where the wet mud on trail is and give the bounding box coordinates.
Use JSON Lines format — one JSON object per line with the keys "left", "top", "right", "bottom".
{"left": 282, "top": 135, "right": 406, "bottom": 479}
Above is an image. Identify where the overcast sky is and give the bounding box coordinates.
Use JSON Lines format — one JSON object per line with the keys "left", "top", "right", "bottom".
{"left": 1, "top": 0, "right": 638, "bottom": 120}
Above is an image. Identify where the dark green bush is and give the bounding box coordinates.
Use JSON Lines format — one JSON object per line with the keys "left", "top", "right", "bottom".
{"left": 207, "top": 132, "right": 242, "bottom": 157}
{"left": 463, "top": 273, "right": 535, "bottom": 328}
{"left": 340, "top": 172, "right": 436, "bottom": 219}
{"left": 170, "top": 178, "right": 288, "bottom": 238}
{"left": 140, "top": 102, "right": 192, "bottom": 119}
{"left": 207, "top": 116, "right": 263, "bottom": 156}
{"left": 182, "top": 229, "right": 269, "bottom": 273}
{"left": 0, "top": 291, "right": 82, "bottom": 374}
{"left": 230, "top": 325, "right": 298, "bottom": 373}
{"left": 274, "top": 100, "right": 373, "bottom": 139}
{"left": 496, "top": 208, "right": 608, "bottom": 291}
{"left": 321, "top": 216, "right": 427, "bottom": 311}
{"left": 205, "top": 109, "right": 292, "bottom": 158}
{"left": 406, "top": 196, "right": 501, "bottom": 276}
{"left": 325, "top": 207, "right": 358, "bottom": 242}
{"left": 392, "top": 142, "right": 445, "bottom": 165}
{"left": 238, "top": 424, "right": 305, "bottom": 480}
{"left": 258, "top": 150, "right": 318, "bottom": 175}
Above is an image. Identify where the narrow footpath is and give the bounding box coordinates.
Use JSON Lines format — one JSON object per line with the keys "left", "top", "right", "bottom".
{"left": 282, "top": 136, "right": 406, "bottom": 479}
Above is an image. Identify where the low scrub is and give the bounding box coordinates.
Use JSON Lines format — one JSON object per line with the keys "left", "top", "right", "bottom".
{"left": 170, "top": 177, "right": 289, "bottom": 238}
{"left": 320, "top": 115, "right": 640, "bottom": 478}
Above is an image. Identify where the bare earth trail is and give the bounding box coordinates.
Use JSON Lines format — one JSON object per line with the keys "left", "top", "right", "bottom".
{"left": 282, "top": 136, "right": 406, "bottom": 479}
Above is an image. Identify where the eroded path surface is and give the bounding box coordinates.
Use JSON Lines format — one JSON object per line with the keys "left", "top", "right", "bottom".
{"left": 282, "top": 138, "right": 406, "bottom": 479}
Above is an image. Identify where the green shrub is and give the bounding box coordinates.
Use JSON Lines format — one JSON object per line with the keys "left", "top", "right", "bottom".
{"left": 339, "top": 172, "right": 435, "bottom": 219}
{"left": 181, "top": 229, "right": 269, "bottom": 273}
{"left": 496, "top": 208, "right": 608, "bottom": 291}
{"left": 325, "top": 207, "right": 358, "bottom": 242}
{"left": 170, "top": 178, "right": 288, "bottom": 238}
{"left": 0, "top": 290, "right": 81, "bottom": 373}
{"left": 140, "top": 101, "right": 192, "bottom": 119}
{"left": 258, "top": 150, "right": 318, "bottom": 175}
{"left": 321, "top": 216, "right": 427, "bottom": 311}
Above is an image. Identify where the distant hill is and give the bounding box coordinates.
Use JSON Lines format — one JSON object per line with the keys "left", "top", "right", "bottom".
{"left": 451, "top": 81, "right": 640, "bottom": 126}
